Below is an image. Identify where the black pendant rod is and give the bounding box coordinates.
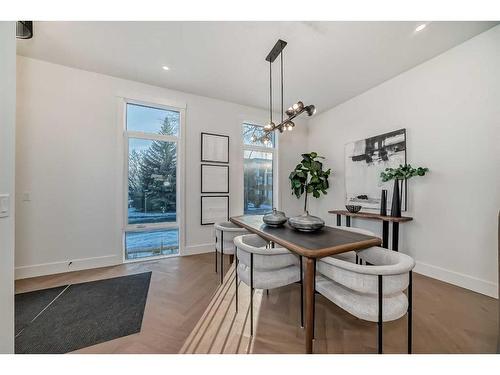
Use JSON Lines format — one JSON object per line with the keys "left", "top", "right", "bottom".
{"left": 281, "top": 50, "right": 284, "bottom": 124}
{"left": 269, "top": 61, "right": 273, "bottom": 124}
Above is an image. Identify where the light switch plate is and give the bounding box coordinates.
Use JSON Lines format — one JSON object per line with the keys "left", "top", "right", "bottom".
{"left": 0, "top": 194, "right": 10, "bottom": 218}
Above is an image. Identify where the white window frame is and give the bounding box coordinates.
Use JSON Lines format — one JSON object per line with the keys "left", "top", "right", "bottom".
{"left": 122, "top": 98, "right": 185, "bottom": 263}
{"left": 242, "top": 122, "right": 279, "bottom": 213}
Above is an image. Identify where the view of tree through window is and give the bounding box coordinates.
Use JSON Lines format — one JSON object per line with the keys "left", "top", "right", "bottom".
{"left": 243, "top": 123, "right": 275, "bottom": 215}
{"left": 125, "top": 103, "right": 180, "bottom": 260}
{"left": 128, "top": 136, "right": 177, "bottom": 224}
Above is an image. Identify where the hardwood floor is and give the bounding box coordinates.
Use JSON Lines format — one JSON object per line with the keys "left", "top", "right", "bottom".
{"left": 15, "top": 253, "right": 226, "bottom": 354}
{"left": 15, "top": 253, "right": 498, "bottom": 354}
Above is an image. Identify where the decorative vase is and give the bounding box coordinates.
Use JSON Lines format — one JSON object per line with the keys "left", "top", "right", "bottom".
{"left": 263, "top": 208, "right": 287, "bottom": 227}
{"left": 288, "top": 211, "right": 325, "bottom": 232}
{"left": 345, "top": 205, "right": 362, "bottom": 213}
{"left": 390, "top": 180, "right": 401, "bottom": 217}
{"left": 380, "top": 189, "right": 387, "bottom": 216}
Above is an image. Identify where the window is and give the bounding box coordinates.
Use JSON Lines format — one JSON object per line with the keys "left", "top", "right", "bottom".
{"left": 124, "top": 101, "right": 183, "bottom": 261}
{"left": 242, "top": 123, "right": 277, "bottom": 215}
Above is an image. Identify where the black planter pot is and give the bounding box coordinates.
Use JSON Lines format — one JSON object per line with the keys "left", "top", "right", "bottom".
{"left": 390, "top": 180, "right": 402, "bottom": 217}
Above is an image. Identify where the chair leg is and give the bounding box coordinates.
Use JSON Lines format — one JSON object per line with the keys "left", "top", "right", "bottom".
{"left": 229, "top": 254, "right": 234, "bottom": 264}
{"left": 235, "top": 248, "right": 239, "bottom": 313}
{"left": 266, "top": 289, "right": 269, "bottom": 296}
{"left": 220, "top": 231, "right": 224, "bottom": 284}
{"left": 250, "top": 252, "right": 254, "bottom": 336}
{"left": 408, "top": 271, "right": 413, "bottom": 354}
{"left": 215, "top": 235, "right": 218, "bottom": 273}
{"left": 300, "top": 256, "right": 304, "bottom": 328}
{"left": 355, "top": 254, "right": 359, "bottom": 264}
{"left": 378, "top": 275, "right": 383, "bottom": 354}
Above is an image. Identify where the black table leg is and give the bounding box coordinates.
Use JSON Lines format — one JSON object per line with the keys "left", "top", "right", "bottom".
{"left": 336, "top": 214, "right": 341, "bottom": 226}
{"left": 382, "top": 220, "right": 389, "bottom": 249}
{"left": 392, "top": 222, "right": 399, "bottom": 251}
{"left": 346, "top": 216, "right": 351, "bottom": 227}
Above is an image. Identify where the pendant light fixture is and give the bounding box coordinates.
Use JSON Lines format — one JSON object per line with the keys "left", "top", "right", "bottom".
{"left": 254, "top": 39, "right": 316, "bottom": 144}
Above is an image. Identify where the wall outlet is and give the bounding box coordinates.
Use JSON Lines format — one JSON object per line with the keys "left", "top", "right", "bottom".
{"left": 0, "top": 194, "right": 10, "bottom": 218}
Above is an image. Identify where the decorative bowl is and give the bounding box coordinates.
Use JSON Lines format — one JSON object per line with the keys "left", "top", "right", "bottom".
{"left": 345, "top": 205, "right": 362, "bottom": 213}
{"left": 288, "top": 211, "right": 325, "bottom": 232}
{"left": 263, "top": 208, "right": 287, "bottom": 227}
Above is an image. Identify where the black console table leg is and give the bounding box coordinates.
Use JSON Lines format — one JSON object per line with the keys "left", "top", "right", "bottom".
{"left": 392, "top": 222, "right": 399, "bottom": 251}
{"left": 346, "top": 216, "right": 351, "bottom": 227}
{"left": 382, "top": 221, "right": 389, "bottom": 249}
{"left": 337, "top": 214, "right": 341, "bottom": 226}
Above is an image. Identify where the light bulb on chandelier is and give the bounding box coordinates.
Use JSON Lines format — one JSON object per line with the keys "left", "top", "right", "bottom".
{"left": 264, "top": 121, "right": 274, "bottom": 131}
{"left": 292, "top": 101, "right": 304, "bottom": 113}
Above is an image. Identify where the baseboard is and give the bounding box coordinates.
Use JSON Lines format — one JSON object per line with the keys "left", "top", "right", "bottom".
{"left": 183, "top": 243, "right": 214, "bottom": 256}
{"left": 414, "top": 261, "right": 498, "bottom": 298}
{"left": 15, "top": 254, "right": 121, "bottom": 280}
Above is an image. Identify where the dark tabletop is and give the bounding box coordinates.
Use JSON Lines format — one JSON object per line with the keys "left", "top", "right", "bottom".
{"left": 230, "top": 215, "right": 382, "bottom": 258}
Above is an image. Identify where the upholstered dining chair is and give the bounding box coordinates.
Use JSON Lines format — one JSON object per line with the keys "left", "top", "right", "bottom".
{"left": 214, "top": 222, "right": 248, "bottom": 284}
{"left": 331, "top": 226, "right": 378, "bottom": 264}
{"left": 316, "top": 246, "right": 415, "bottom": 354}
{"left": 234, "top": 234, "right": 303, "bottom": 336}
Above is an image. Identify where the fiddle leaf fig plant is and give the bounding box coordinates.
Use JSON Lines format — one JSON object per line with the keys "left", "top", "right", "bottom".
{"left": 380, "top": 164, "right": 429, "bottom": 182}
{"left": 289, "top": 152, "right": 331, "bottom": 212}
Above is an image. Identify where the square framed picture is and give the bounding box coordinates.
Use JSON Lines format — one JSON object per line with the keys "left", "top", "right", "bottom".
{"left": 201, "top": 132, "right": 229, "bottom": 164}
{"left": 201, "top": 195, "right": 229, "bottom": 225}
{"left": 201, "top": 164, "right": 229, "bottom": 194}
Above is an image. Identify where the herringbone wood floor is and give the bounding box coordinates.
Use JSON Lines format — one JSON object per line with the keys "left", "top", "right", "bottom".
{"left": 15, "top": 253, "right": 498, "bottom": 354}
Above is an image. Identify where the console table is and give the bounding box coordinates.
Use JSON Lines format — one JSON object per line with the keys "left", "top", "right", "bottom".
{"left": 328, "top": 210, "right": 413, "bottom": 251}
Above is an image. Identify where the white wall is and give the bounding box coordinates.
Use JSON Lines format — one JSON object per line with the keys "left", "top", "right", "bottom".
{"left": 15, "top": 56, "right": 307, "bottom": 278}
{"left": 307, "top": 26, "right": 500, "bottom": 297}
{"left": 0, "top": 22, "right": 16, "bottom": 353}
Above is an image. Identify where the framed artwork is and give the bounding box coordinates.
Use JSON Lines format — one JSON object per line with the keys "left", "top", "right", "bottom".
{"left": 201, "top": 132, "right": 229, "bottom": 164}
{"left": 201, "top": 195, "right": 229, "bottom": 225}
{"left": 345, "top": 128, "right": 407, "bottom": 211}
{"left": 201, "top": 164, "right": 229, "bottom": 194}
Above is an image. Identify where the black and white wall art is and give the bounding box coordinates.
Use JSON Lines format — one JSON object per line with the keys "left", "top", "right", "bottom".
{"left": 201, "top": 196, "right": 229, "bottom": 225}
{"left": 201, "top": 164, "right": 229, "bottom": 194}
{"left": 201, "top": 132, "right": 229, "bottom": 164}
{"left": 345, "top": 128, "right": 407, "bottom": 210}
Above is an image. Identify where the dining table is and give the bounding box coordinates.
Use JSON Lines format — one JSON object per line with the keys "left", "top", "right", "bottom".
{"left": 230, "top": 214, "right": 382, "bottom": 354}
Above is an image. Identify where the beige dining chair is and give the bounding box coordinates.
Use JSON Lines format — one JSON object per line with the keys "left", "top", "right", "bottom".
{"left": 316, "top": 246, "right": 415, "bottom": 354}
{"left": 330, "top": 226, "right": 378, "bottom": 264}
{"left": 214, "top": 221, "right": 248, "bottom": 284}
{"left": 234, "top": 234, "right": 303, "bottom": 336}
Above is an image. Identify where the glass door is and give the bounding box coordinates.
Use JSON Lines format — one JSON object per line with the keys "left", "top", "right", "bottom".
{"left": 124, "top": 101, "right": 183, "bottom": 261}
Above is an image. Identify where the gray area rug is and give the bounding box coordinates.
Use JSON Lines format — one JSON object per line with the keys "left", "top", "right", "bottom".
{"left": 15, "top": 272, "right": 151, "bottom": 354}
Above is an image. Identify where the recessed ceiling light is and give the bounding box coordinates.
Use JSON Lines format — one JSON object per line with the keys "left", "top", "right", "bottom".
{"left": 415, "top": 24, "right": 427, "bottom": 32}
{"left": 162, "top": 66, "right": 170, "bottom": 71}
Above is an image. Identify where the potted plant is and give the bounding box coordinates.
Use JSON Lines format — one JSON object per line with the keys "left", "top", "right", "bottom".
{"left": 288, "top": 152, "right": 331, "bottom": 231}
{"left": 380, "top": 164, "right": 429, "bottom": 217}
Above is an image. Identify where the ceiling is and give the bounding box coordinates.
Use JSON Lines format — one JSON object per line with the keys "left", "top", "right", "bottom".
{"left": 17, "top": 21, "right": 498, "bottom": 113}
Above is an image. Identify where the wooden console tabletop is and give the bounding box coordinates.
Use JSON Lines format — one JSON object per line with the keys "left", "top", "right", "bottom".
{"left": 328, "top": 210, "right": 413, "bottom": 222}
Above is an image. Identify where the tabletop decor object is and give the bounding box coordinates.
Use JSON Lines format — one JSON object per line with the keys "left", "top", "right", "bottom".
{"left": 345, "top": 205, "right": 362, "bottom": 213}
{"left": 263, "top": 208, "right": 287, "bottom": 227}
{"left": 381, "top": 164, "right": 428, "bottom": 217}
{"left": 288, "top": 152, "right": 331, "bottom": 231}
